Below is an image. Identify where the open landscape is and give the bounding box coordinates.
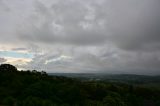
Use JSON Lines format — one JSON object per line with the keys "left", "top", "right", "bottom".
{"left": 0, "top": 0, "right": 160, "bottom": 105}
{"left": 0, "top": 64, "right": 160, "bottom": 106}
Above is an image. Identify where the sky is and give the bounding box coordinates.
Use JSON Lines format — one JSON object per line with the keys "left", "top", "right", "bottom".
{"left": 0, "top": 0, "right": 160, "bottom": 74}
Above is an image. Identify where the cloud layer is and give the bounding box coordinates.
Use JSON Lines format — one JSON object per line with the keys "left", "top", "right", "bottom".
{"left": 0, "top": 0, "right": 160, "bottom": 74}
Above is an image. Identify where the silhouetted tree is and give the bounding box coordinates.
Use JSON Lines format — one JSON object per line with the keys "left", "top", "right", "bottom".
{"left": 0, "top": 64, "right": 17, "bottom": 72}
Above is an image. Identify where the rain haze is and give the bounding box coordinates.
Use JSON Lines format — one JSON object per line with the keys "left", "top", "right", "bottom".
{"left": 0, "top": 0, "right": 160, "bottom": 75}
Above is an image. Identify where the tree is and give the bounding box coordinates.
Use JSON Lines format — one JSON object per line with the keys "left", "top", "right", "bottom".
{"left": 3, "top": 96, "right": 15, "bottom": 106}
{"left": 0, "top": 64, "right": 17, "bottom": 72}
{"left": 103, "top": 95, "right": 126, "bottom": 106}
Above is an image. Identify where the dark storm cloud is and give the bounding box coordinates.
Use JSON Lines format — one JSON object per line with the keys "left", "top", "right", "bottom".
{"left": 1, "top": 0, "right": 160, "bottom": 74}
{"left": 18, "top": 0, "right": 160, "bottom": 51}
{"left": 19, "top": 0, "right": 108, "bottom": 46}
{"left": 108, "top": 0, "right": 160, "bottom": 51}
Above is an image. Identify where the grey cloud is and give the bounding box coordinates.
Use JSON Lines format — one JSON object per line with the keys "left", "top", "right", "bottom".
{"left": 12, "top": 48, "right": 28, "bottom": 51}
{"left": 1, "top": 0, "right": 160, "bottom": 74}
{"left": 0, "top": 57, "right": 7, "bottom": 63}
{"left": 108, "top": 0, "right": 160, "bottom": 51}
{"left": 0, "top": 0, "right": 10, "bottom": 11}
{"left": 22, "top": 44, "right": 160, "bottom": 74}
{"left": 19, "top": 0, "right": 108, "bottom": 46}
{"left": 18, "top": 0, "right": 160, "bottom": 51}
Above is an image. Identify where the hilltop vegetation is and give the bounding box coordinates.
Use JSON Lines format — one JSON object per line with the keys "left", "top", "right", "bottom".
{"left": 0, "top": 64, "right": 160, "bottom": 106}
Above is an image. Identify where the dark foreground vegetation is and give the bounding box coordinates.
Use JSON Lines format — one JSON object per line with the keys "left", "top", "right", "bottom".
{"left": 0, "top": 64, "right": 160, "bottom": 106}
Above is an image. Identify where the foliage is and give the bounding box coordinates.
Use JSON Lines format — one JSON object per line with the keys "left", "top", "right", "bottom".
{"left": 0, "top": 64, "right": 160, "bottom": 106}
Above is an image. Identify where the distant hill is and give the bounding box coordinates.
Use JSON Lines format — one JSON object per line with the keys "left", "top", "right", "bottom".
{"left": 49, "top": 73, "right": 160, "bottom": 84}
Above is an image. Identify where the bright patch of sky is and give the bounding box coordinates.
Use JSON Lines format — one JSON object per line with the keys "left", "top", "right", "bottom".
{"left": 45, "top": 55, "right": 72, "bottom": 64}
{"left": 0, "top": 51, "right": 33, "bottom": 59}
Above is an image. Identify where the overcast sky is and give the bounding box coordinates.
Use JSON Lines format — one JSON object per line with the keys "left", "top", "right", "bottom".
{"left": 0, "top": 0, "right": 160, "bottom": 74}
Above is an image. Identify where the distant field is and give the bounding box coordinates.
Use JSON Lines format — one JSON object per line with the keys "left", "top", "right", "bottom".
{"left": 49, "top": 73, "right": 160, "bottom": 88}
